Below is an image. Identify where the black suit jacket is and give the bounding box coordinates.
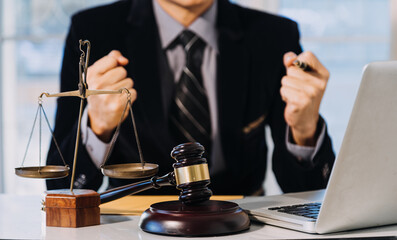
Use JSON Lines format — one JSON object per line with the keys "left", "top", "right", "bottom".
{"left": 46, "top": 0, "right": 335, "bottom": 195}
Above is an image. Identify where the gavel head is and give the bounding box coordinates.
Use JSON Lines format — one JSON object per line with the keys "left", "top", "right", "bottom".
{"left": 171, "top": 142, "right": 212, "bottom": 205}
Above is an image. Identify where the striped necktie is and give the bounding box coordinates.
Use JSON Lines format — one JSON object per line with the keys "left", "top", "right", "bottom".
{"left": 169, "top": 30, "right": 212, "bottom": 156}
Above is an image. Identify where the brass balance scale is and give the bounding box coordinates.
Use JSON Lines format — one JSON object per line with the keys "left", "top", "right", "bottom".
{"left": 14, "top": 40, "right": 250, "bottom": 236}
{"left": 15, "top": 40, "right": 158, "bottom": 183}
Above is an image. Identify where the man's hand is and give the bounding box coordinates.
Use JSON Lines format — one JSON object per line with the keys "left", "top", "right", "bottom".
{"left": 86, "top": 50, "right": 136, "bottom": 142}
{"left": 280, "top": 51, "right": 329, "bottom": 146}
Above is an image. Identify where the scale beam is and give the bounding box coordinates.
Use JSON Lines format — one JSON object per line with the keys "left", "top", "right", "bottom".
{"left": 39, "top": 89, "right": 125, "bottom": 100}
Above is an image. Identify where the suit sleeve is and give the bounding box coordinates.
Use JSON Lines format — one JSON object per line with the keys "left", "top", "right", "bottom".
{"left": 46, "top": 17, "right": 104, "bottom": 190}
{"left": 268, "top": 21, "right": 335, "bottom": 193}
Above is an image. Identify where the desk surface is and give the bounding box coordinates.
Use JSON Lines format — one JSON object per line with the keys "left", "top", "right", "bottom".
{"left": 1, "top": 194, "right": 397, "bottom": 240}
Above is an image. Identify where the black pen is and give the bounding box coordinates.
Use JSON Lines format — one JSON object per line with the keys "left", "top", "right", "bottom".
{"left": 293, "top": 60, "right": 312, "bottom": 72}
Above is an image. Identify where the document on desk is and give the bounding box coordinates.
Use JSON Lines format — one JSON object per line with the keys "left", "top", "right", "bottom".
{"left": 100, "top": 195, "right": 243, "bottom": 215}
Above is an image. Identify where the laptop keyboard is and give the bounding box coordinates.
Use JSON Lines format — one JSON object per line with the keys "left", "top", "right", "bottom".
{"left": 268, "top": 202, "right": 322, "bottom": 219}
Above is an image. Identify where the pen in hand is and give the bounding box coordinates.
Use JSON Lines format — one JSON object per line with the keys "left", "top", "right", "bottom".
{"left": 293, "top": 60, "right": 312, "bottom": 72}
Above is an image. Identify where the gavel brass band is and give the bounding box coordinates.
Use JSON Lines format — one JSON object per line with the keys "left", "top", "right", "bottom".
{"left": 174, "top": 163, "right": 210, "bottom": 185}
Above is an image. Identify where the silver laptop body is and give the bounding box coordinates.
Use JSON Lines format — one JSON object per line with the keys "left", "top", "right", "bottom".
{"left": 237, "top": 61, "right": 397, "bottom": 234}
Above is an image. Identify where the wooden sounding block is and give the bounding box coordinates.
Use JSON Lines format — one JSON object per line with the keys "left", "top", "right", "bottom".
{"left": 45, "top": 189, "right": 100, "bottom": 228}
{"left": 140, "top": 200, "right": 250, "bottom": 236}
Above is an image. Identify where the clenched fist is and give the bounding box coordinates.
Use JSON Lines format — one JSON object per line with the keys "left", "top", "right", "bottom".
{"left": 86, "top": 50, "right": 136, "bottom": 142}
{"left": 281, "top": 51, "right": 329, "bottom": 146}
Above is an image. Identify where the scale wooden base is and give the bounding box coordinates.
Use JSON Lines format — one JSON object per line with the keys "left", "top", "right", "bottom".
{"left": 45, "top": 189, "right": 100, "bottom": 228}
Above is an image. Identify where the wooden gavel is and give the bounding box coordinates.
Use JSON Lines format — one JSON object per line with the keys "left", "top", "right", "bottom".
{"left": 45, "top": 142, "right": 250, "bottom": 236}
{"left": 100, "top": 142, "right": 213, "bottom": 204}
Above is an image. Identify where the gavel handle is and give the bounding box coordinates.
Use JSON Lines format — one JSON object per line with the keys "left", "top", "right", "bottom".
{"left": 100, "top": 172, "right": 176, "bottom": 204}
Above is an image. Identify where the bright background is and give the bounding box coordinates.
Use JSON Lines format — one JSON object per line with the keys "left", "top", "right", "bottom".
{"left": 0, "top": 0, "right": 395, "bottom": 195}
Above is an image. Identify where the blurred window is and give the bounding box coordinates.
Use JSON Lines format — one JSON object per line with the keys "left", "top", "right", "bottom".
{"left": 0, "top": 0, "right": 116, "bottom": 194}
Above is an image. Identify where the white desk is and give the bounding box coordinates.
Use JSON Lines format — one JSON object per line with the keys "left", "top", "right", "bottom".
{"left": 1, "top": 194, "right": 397, "bottom": 240}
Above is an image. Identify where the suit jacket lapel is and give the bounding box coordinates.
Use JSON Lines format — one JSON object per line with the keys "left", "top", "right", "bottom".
{"left": 124, "top": 0, "right": 173, "bottom": 154}
{"left": 217, "top": 0, "right": 248, "bottom": 174}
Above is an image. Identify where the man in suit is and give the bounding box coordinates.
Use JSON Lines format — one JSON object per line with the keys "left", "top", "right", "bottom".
{"left": 47, "top": 0, "right": 335, "bottom": 195}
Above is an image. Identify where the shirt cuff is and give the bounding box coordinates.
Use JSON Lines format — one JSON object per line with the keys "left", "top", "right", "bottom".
{"left": 285, "top": 121, "right": 326, "bottom": 162}
{"left": 81, "top": 108, "right": 111, "bottom": 169}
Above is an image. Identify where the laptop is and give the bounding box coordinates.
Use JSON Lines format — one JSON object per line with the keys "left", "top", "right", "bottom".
{"left": 235, "top": 61, "right": 397, "bottom": 234}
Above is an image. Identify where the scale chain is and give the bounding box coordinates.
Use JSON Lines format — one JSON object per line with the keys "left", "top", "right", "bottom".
{"left": 101, "top": 88, "right": 145, "bottom": 169}
{"left": 129, "top": 100, "right": 145, "bottom": 168}
{"left": 21, "top": 105, "right": 41, "bottom": 167}
{"left": 39, "top": 102, "right": 42, "bottom": 168}
{"left": 101, "top": 104, "right": 127, "bottom": 168}
{"left": 41, "top": 104, "right": 67, "bottom": 167}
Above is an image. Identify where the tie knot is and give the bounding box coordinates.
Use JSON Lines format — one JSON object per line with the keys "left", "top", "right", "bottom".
{"left": 178, "top": 30, "right": 204, "bottom": 52}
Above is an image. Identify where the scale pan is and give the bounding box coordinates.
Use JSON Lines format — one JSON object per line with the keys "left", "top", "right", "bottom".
{"left": 101, "top": 163, "right": 159, "bottom": 179}
{"left": 15, "top": 165, "right": 70, "bottom": 179}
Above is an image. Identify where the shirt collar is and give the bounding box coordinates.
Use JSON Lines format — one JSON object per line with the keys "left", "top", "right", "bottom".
{"left": 153, "top": 0, "right": 218, "bottom": 53}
